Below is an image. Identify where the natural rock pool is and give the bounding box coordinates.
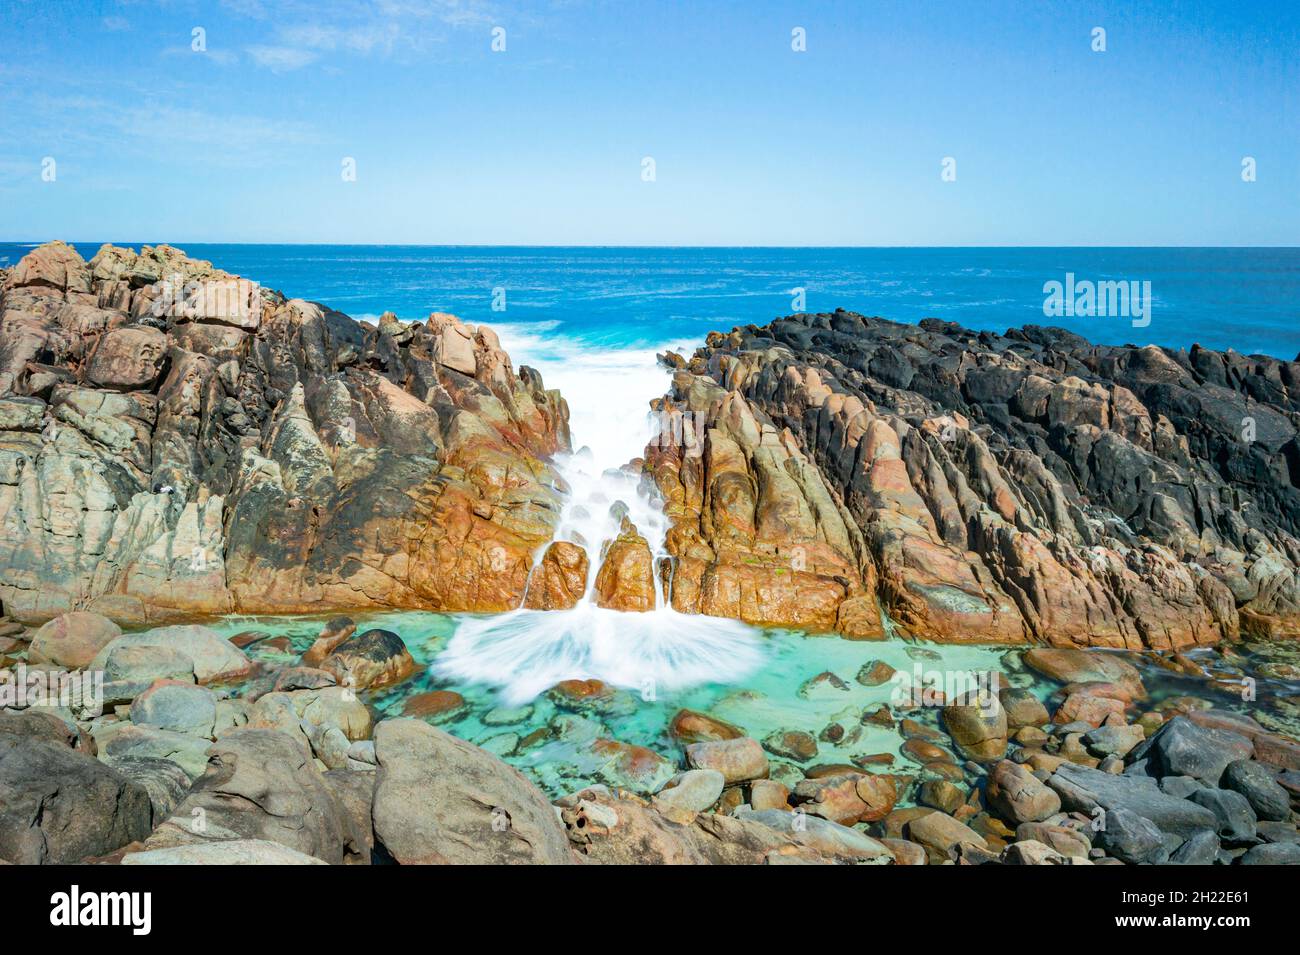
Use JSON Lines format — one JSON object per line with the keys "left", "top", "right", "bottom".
{"left": 207, "top": 611, "right": 1300, "bottom": 802}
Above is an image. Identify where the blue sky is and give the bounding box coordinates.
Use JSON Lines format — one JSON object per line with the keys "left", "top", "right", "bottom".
{"left": 0, "top": 0, "right": 1296, "bottom": 245}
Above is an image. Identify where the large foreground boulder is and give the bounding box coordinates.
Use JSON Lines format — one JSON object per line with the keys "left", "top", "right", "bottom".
{"left": 0, "top": 736, "right": 151, "bottom": 863}
{"left": 141, "top": 728, "right": 367, "bottom": 864}
{"left": 371, "top": 718, "right": 571, "bottom": 864}
{"left": 1048, "top": 761, "right": 1217, "bottom": 840}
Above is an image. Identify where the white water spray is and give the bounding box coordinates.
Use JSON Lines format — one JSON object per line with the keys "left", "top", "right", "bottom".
{"left": 433, "top": 322, "right": 765, "bottom": 704}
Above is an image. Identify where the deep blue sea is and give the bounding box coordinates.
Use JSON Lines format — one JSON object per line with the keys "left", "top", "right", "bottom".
{"left": 4, "top": 244, "right": 1298, "bottom": 357}
{"left": 4, "top": 243, "right": 1297, "bottom": 463}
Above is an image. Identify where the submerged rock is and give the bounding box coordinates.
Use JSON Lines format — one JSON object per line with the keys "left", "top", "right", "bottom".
{"left": 686, "top": 737, "right": 769, "bottom": 784}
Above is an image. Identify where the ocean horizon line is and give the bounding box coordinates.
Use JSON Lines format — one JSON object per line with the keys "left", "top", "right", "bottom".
{"left": 4, "top": 241, "right": 1300, "bottom": 252}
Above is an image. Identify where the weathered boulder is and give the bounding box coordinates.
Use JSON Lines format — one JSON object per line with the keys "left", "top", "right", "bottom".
{"left": 102, "top": 754, "right": 193, "bottom": 826}
{"left": 1131, "top": 716, "right": 1254, "bottom": 782}
{"left": 320, "top": 628, "right": 416, "bottom": 691}
{"left": 123, "top": 839, "right": 329, "bottom": 865}
{"left": 762, "top": 729, "right": 818, "bottom": 762}
{"left": 91, "top": 625, "right": 252, "bottom": 685}
{"left": 654, "top": 769, "right": 725, "bottom": 813}
{"left": 685, "top": 737, "right": 769, "bottom": 783}
{"left": 942, "top": 690, "right": 1008, "bottom": 761}
{"left": 667, "top": 708, "right": 743, "bottom": 744}
{"left": 142, "top": 728, "right": 366, "bottom": 864}
{"left": 129, "top": 679, "right": 218, "bottom": 737}
{"left": 1048, "top": 761, "right": 1217, "bottom": 839}
{"left": 27, "top": 611, "right": 121, "bottom": 668}
{"left": 741, "top": 808, "right": 893, "bottom": 863}
{"left": 905, "top": 811, "right": 988, "bottom": 862}
{"left": 524, "top": 541, "right": 589, "bottom": 610}
{"left": 986, "top": 760, "right": 1062, "bottom": 824}
{"left": 371, "top": 718, "right": 570, "bottom": 864}
{"left": 1221, "top": 758, "right": 1292, "bottom": 821}
{"left": 1095, "top": 808, "right": 1169, "bottom": 864}
{"left": 1023, "top": 649, "right": 1145, "bottom": 697}
{"left": 999, "top": 686, "right": 1049, "bottom": 729}
{"left": 593, "top": 520, "right": 655, "bottom": 611}
{"left": 1188, "top": 788, "right": 1257, "bottom": 843}
{"left": 0, "top": 737, "right": 151, "bottom": 863}
{"left": 96, "top": 723, "right": 213, "bottom": 780}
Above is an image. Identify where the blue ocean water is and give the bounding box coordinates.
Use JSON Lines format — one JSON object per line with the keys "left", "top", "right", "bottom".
{"left": 3, "top": 244, "right": 1298, "bottom": 359}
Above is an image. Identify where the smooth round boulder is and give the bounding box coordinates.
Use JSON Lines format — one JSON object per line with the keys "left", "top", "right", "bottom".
{"left": 655, "top": 769, "right": 725, "bottom": 813}
{"left": 92, "top": 625, "right": 252, "bottom": 685}
{"left": 942, "top": 690, "right": 1008, "bottom": 761}
{"left": 685, "top": 737, "right": 769, "bottom": 784}
{"left": 129, "top": 680, "right": 218, "bottom": 737}
{"left": 28, "top": 612, "right": 121, "bottom": 668}
{"left": 320, "top": 628, "right": 416, "bottom": 691}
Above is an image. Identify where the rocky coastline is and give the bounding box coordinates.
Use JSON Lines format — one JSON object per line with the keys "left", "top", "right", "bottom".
{"left": 1, "top": 242, "right": 1298, "bottom": 866}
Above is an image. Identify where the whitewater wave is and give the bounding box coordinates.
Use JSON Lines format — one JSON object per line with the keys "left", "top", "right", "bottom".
{"left": 489, "top": 317, "right": 698, "bottom": 471}
{"left": 433, "top": 604, "right": 767, "bottom": 705}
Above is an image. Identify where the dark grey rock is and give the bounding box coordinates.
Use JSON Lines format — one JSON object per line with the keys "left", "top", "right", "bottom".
{"left": 1129, "top": 716, "right": 1253, "bottom": 783}
{"left": 1189, "top": 788, "right": 1257, "bottom": 843}
{"left": 1256, "top": 821, "right": 1300, "bottom": 844}
{"left": 1240, "top": 842, "right": 1300, "bottom": 865}
{"left": 103, "top": 754, "right": 193, "bottom": 826}
{"left": 1169, "top": 829, "right": 1220, "bottom": 865}
{"left": 1095, "top": 808, "right": 1168, "bottom": 864}
{"left": 1222, "top": 759, "right": 1291, "bottom": 821}
{"left": 1159, "top": 775, "right": 1206, "bottom": 799}
{"left": 0, "top": 737, "right": 152, "bottom": 863}
{"left": 1048, "top": 761, "right": 1218, "bottom": 839}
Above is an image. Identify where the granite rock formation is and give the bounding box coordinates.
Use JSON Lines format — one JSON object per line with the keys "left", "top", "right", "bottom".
{"left": 0, "top": 242, "right": 569, "bottom": 624}
{"left": 645, "top": 310, "right": 1300, "bottom": 648}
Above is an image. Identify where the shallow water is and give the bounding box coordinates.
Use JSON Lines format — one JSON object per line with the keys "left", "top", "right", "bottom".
{"left": 207, "top": 609, "right": 1300, "bottom": 800}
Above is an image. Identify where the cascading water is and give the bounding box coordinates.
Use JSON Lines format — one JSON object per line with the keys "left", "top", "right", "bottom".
{"left": 432, "top": 323, "right": 765, "bottom": 704}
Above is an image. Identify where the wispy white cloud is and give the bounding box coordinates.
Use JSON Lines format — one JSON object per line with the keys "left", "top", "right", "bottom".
{"left": 102, "top": 15, "right": 131, "bottom": 32}
{"left": 244, "top": 44, "right": 319, "bottom": 72}
{"left": 226, "top": 0, "right": 498, "bottom": 71}
{"left": 2, "top": 93, "right": 323, "bottom": 168}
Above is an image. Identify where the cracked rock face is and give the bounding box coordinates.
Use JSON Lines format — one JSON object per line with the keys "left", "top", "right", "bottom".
{"left": 0, "top": 242, "right": 570, "bottom": 624}
{"left": 643, "top": 309, "right": 1300, "bottom": 648}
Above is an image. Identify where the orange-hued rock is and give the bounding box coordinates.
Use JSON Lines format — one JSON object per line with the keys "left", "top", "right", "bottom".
{"left": 593, "top": 519, "right": 656, "bottom": 612}
{"left": 644, "top": 378, "right": 878, "bottom": 636}
{"left": 0, "top": 242, "right": 570, "bottom": 624}
{"left": 301, "top": 617, "right": 358, "bottom": 668}
{"left": 667, "top": 708, "right": 745, "bottom": 744}
{"left": 639, "top": 309, "right": 1297, "bottom": 647}
{"left": 402, "top": 689, "right": 467, "bottom": 722}
{"left": 524, "top": 540, "right": 589, "bottom": 610}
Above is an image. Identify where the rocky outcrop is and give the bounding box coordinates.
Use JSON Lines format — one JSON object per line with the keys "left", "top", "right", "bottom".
{"left": 645, "top": 309, "right": 1300, "bottom": 647}
{"left": 0, "top": 242, "right": 569, "bottom": 624}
